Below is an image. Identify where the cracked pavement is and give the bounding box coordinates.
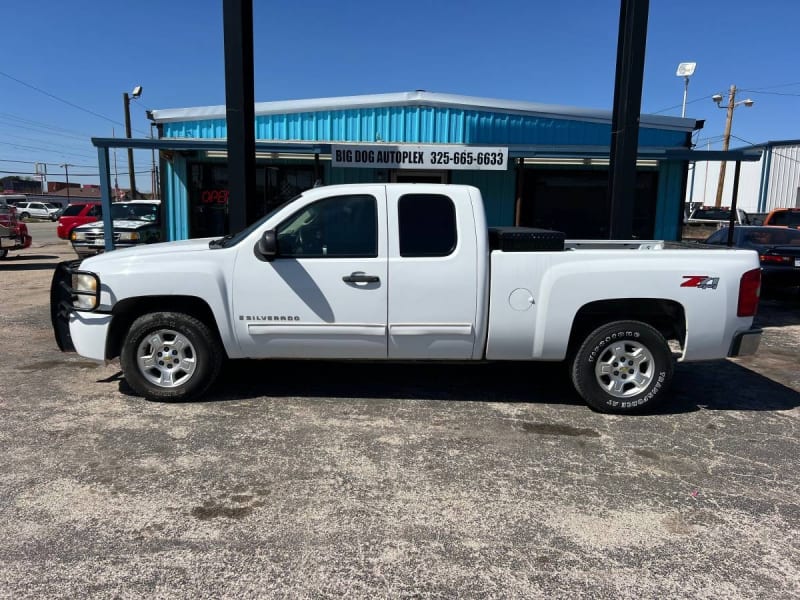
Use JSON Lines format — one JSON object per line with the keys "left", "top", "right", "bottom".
{"left": 1, "top": 244, "right": 798, "bottom": 598}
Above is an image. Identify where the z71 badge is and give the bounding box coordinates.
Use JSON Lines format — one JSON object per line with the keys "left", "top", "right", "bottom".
{"left": 681, "top": 275, "right": 720, "bottom": 289}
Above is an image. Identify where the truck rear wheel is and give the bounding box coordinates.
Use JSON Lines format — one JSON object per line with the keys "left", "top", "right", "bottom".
{"left": 120, "top": 312, "right": 222, "bottom": 402}
{"left": 571, "top": 320, "right": 673, "bottom": 414}
{"left": 0, "top": 248, "right": 7, "bottom": 259}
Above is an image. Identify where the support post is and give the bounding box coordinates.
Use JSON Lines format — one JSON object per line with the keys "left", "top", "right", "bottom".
{"left": 97, "top": 147, "right": 115, "bottom": 252}
{"left": 223, "top": 0, "right": 256, "bottom": 234}
{"left": 607, "top": 0, "right": 650, "bottom": 239}
{"left": 726, "top": 160, "right": 742, "bottom": 247}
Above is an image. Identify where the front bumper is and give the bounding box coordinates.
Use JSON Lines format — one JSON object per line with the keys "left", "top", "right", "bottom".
{"left": 71, "top": 241, "right": 140, "bottom": 258}
{"left": 728, "top": 328, "right": 762, "bottom": 357}
{"left": 50, "top": 260, "right": 109, "bottom": 360}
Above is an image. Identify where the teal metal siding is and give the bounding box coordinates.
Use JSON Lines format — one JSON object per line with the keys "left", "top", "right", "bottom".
{"left": 162, "top": 106, "right": 687, "bottom": 148}
{"left": 451, "top": 169, "right": 517, "bottom": 226}
{"left": 654, "top": 160, "right": 684, "bottom": 240}
{"left": 163, "top": 155, "right": 189, "bottom": 240}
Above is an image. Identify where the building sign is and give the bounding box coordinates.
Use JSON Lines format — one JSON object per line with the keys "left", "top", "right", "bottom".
{"left": 331, "top": 144, "right": 508, "bottom": 171}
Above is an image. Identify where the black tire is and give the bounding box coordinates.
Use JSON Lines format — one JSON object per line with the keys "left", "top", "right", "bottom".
{"left": 120, "top": 311, "right": 222, "bottom": 402}
{"left": 571, "top": 320, "right": 674, "bottom": 414}
{"left": 0, "top": 248, "right": 8, "bottom": 259}
{"left": 19, "top": 212, "right": 29, "bottom": 220}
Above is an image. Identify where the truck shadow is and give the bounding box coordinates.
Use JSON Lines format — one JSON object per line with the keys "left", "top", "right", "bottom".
{"left": 0, "top": 255, "right": 61, "bottom": 271}
{"left": 118, "top": 357, "right": 800, "bottom": 414}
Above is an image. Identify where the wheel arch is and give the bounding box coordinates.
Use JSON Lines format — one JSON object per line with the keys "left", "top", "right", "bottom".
{"left": 567, "top": 298, "right": 686, "bottom": 358}
{"left": 106, "top": 296, "right": 228, "bottom": 360}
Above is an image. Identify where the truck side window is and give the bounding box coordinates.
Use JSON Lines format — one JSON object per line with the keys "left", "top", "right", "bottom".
{"left": 398, "top": 194, "right": 457, "bottom": 257}
{"left": 276, "top": 194, "right": 377, "bottom": 258}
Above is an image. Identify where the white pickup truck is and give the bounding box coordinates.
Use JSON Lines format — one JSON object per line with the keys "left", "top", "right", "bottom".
{"left": 51, "top": 183, "right": 762, "bottom": 413}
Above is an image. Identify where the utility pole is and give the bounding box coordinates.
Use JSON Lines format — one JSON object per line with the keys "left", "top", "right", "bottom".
{"left": 714, "top": 85, "right": 736, "bottom": 207}
{"left": 713, "top": 85, "right": 753, "bottom": 207}
{"left": 60, "top": 163, "right": 72, "bottom": 201}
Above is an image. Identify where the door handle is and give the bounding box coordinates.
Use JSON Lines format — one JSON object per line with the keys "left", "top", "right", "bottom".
{"left": 342, "top": 271, "right": 380, "bottom": 283}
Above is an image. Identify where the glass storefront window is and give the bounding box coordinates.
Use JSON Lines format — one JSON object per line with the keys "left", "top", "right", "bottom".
{"left": 187, "top": 162, "right": 316, "bottom": 238}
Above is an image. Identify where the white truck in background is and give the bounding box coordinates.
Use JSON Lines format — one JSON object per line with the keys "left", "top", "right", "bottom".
{"left": 51, "top": 184, "right": 762, "bottom": 413}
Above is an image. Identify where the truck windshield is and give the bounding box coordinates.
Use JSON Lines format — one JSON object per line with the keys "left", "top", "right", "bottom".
{"left": 111, "top": 203, "right": 158, "bottom": 221}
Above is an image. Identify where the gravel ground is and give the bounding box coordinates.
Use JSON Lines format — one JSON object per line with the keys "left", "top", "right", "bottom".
{"left": 1, "top": 243, "right": 798, "bottom": 599}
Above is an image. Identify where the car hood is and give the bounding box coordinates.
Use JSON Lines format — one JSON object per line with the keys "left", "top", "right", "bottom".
{"left": 74, "top": 219, "right": 157, "bottom": 231}
{"left": 80, "top": 237, "right": 218, "bottom": 268}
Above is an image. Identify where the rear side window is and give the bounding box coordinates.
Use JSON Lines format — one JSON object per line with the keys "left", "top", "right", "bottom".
{"left": 768, "top": 212, "right": 788, "bottom": 226}
{"left": 398, "top": 194, "right": 457, "bottom": 257}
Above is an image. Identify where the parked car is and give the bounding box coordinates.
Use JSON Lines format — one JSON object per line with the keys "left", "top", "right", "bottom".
{"left": 686, "top": 206, "right": 750, "bottom": 227}
{"left": 70, "top": 200, "right": 161, "bottom": 258}
{"left": 704, "top": 226, "right": 800, "bottom": 291}
{"left": 57, "top": 202, "right": 102, "bottom": 240}
{"left": 0, "top": 199, "right": 32, "bottom": 259}
{"left": 762, "top": 207, "right": 800, "bottom": 228}
{"left": 15, "top": 201, "right": 60, "bottom": 221}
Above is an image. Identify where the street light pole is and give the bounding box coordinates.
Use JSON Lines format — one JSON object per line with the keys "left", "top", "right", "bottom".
{"left": 122, "top": 86, "right": 142, "bottom": 200}
{"left": 675, "top": 62, "right": 696, "bottom": 118}
{"left": 713, "top": 85, "right": 753, "bottom": 207}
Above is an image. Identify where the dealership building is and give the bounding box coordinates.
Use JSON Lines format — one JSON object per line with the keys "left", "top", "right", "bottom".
{"left": 140, "top": 91, "right": 752, "bottom": 241}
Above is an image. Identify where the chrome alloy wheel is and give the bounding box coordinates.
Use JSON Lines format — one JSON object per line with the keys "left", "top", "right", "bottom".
{"left": 136, "top": 329, "right": 197, "bottom": 388}
{"left": 594, "top": 340, "right": 655, "bottom": 398}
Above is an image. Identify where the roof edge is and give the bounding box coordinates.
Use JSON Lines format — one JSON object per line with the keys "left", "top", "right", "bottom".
{"left": 150, "top": 91, "right": 697, "bottom": 131}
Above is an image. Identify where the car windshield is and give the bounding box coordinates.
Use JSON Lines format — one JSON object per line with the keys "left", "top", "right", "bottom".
{"left": 110, "top": 203, "right": 158, "bottom": 221}
{"left": 768, "top": 211, "right": 800, "bottom": 227}
{"left": 740, "top": 227, "right": 800, "bottom": 246}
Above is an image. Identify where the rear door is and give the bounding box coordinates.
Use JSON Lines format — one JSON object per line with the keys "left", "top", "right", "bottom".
{"left": 386, "top": 186, "right": 480, "bottom": 359}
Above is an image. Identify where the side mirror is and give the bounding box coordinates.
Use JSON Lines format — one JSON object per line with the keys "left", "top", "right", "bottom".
{"left": 255, "top": 229, "right": 278, "bottom": 261}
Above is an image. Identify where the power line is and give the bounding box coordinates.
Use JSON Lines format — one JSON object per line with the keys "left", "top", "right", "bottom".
{"left": 739, "top": 90, "right": 800, "bottom": 97}
{"left": 0, "top": 158, "right": 98, "bottom": 168}
{"left": 0, "top": 111, "right": 96, "bottom": 139}
{"left": 0, "top": 169, "right": 154, "bottom": 177}
{"left": 0, "top": 140, "right": 96, "bottom": 159}
{"left": 0, "top": 70, "right": 150, "bottom": 135}
{"left": 739, "top": 81, "right": 800, "bottom": 92}
{"left": 650, "top": 94, "right": 716, "bottom": 115}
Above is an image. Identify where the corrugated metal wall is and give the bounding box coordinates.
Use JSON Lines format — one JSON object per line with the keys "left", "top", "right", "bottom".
{"left": 765, "top": 144, "right": 800, "bottom": 211}
{"left": 163, "top": 106, "right": 687, "bottom": 148}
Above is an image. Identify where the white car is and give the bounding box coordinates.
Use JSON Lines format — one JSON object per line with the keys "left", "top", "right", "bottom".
{"left": 16, "top": 201, "right": 60, "bottom": 221}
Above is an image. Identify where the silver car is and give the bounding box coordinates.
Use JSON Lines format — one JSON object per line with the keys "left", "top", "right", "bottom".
{"left": 15, "top": 201, "right": 61, "bottom": 221}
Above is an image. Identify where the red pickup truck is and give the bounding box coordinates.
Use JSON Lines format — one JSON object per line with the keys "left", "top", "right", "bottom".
{"left": 0, "top": 201, "right": 32, "bottom": 259}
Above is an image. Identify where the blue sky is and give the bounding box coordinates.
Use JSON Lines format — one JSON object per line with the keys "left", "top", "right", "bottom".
{"left": 1, "top": 0, "right": 798, "bottom": 191}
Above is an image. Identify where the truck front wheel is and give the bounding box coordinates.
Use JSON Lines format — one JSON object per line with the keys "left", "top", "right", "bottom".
{"left": 120, "top": 312, "right": 222, "bottom": 402}
{"left": 571, "top": 320, "right": 674, "bottom": 414}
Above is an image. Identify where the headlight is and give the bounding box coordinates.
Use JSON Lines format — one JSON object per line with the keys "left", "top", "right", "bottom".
{"left": 117, "top": 231, "right": 140, "bottom": 241}
{"left": 71, "top": 272, "right": 100, "bottom": 310}
{"left": 71, "top": 231, "right": 85, "bottom": 241}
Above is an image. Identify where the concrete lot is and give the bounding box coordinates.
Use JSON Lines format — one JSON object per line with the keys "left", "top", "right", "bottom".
{"left": 1, "top": 235, "right": 798, "bottom": 598}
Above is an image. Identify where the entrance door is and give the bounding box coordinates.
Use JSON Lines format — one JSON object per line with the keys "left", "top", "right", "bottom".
{"left": 391, "top": 170, "right": 447, "bottom": 184}
{"left": 231, "top": 187, "right": 388, "bottom": 359}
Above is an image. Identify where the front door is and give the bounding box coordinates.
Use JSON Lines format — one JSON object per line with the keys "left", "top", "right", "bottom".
{"left": 231, "top": 187, "right": 388, "bottom": 359}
